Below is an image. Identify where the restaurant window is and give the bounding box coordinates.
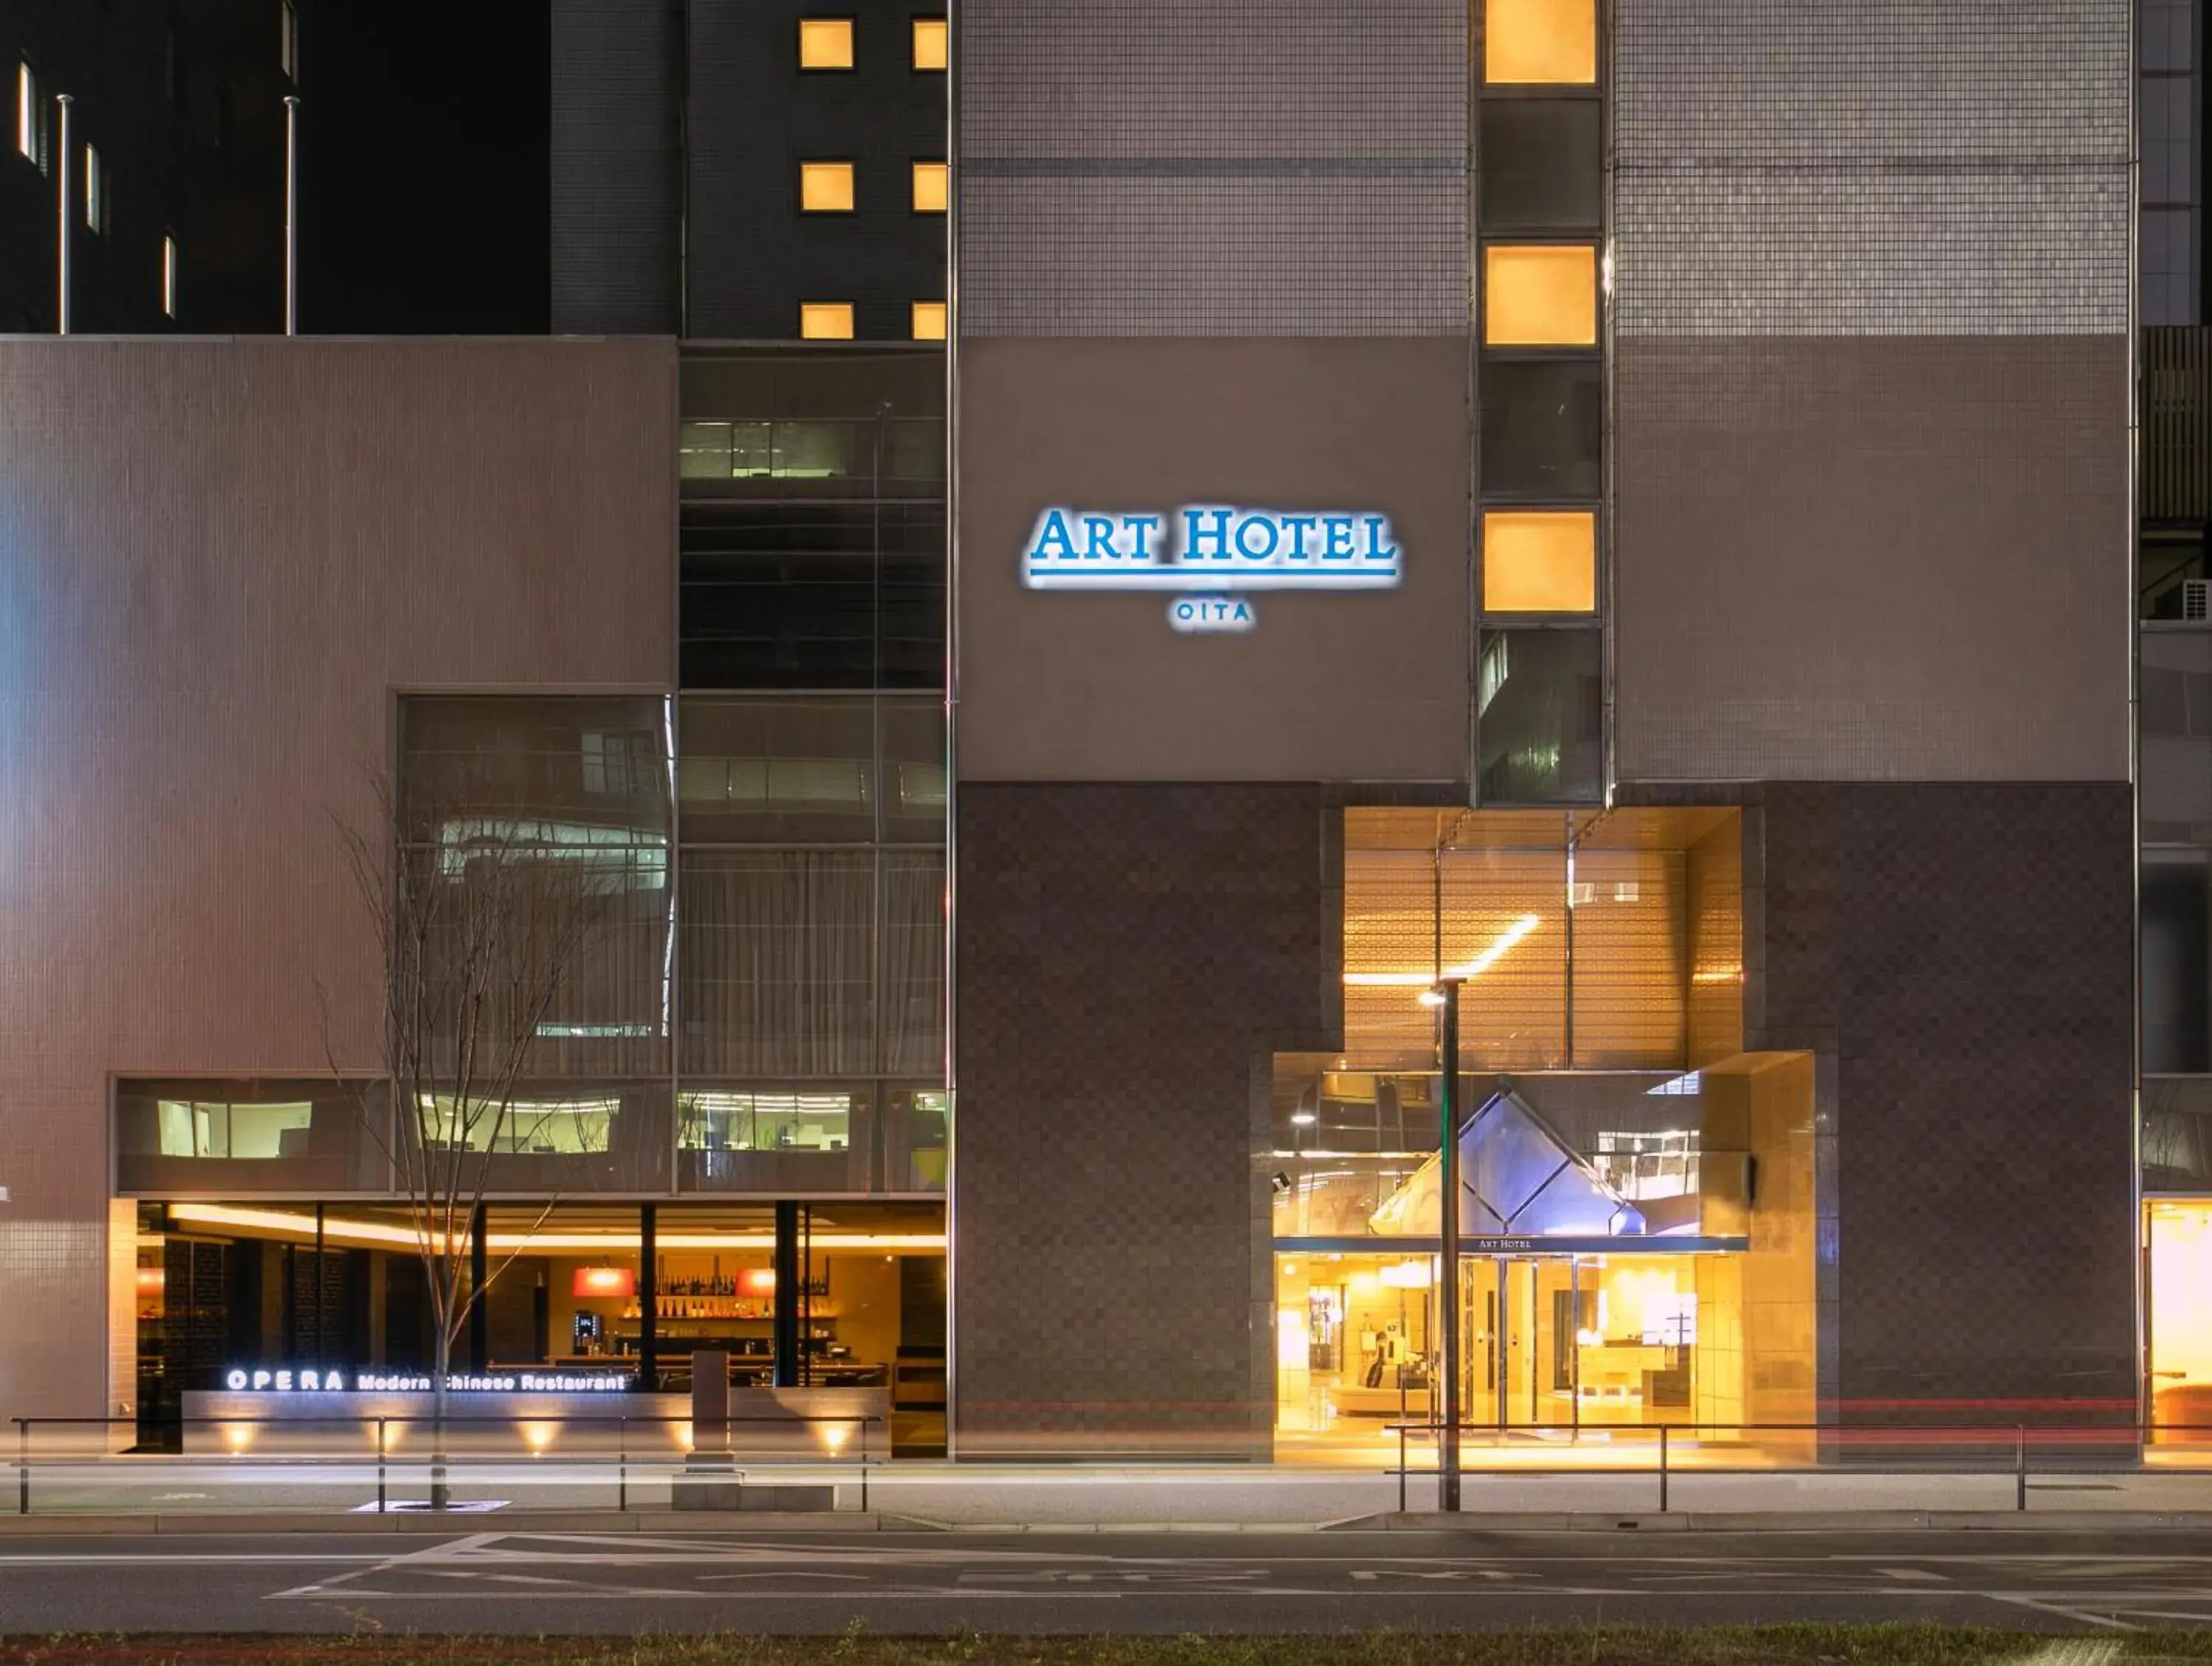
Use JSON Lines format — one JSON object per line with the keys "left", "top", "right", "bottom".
{"left": 800, "top": 161, "right": 856, "bottom": 214}
{"left": 1482, "top": 509, "right": 1596, "bottom": 613}
{"left": 911, "top": 301, "right": 947, "bottom": 341}
{"left": 1484, "top": 245, "right": 1598, "bottom": 346}
{"left": 800, "top": 302, "right": 856, "bottom": 340}
{"left": 911, "top": 17, "right": 947, "bottom": 70}
{"left": 911, "top": 161, "right": 948, "bottom": 214}
{"left": 1477, "top": 628, "right": 1603, "bottom": 803}
{"left": 1484, "top": 0, "right": 1598, "bottom": 85}
{"left": 799, "top": 17, "right": 855, "bottom": 69}
{"left": 115, "top": 1078, "right": 389, "bottom": 1193}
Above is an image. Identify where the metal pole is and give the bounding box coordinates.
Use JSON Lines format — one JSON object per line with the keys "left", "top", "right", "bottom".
{"left": 54, "top": 95, "right": 72, "bottom": 335}
{"left": 1397, "top": 1423, "right": 1408, "bottom": 1514}
{"left": 1660, "top": 1423, "right": 1669, "bottom": 1513}
{"left": 2015, "top": 1425, "right": 2028, "bottom": 1513}
{"left": 376, "top": 1417, "right": 386, "bottom": 1513}
{"left": 282, "top": 96, "right": 299, "bottom": 335}
{"left": 16, "top": 1421, "right": 27, "bottom": 1516}
{"left": 1437, "top": 980, "right": 1462, "bottom": 1513}
{"left": 859, "top": 1419, "right": 869, "bottom": 1513}
{"left": 619, "top": 1416, "right": 627, "bottom": 1513}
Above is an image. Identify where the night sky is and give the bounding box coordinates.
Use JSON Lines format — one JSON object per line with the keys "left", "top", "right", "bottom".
{"left": 298, "top": 0, "right": 549, "bottom": 335}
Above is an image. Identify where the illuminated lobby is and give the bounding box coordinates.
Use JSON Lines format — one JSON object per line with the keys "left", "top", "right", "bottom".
{"left": 1267, "top": 808, "right": 1819, "bottom": 1457}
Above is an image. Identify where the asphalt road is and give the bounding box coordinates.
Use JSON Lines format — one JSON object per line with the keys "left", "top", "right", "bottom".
{"left": 4, "top": 1529, "right": 2212, "bottom": 1634}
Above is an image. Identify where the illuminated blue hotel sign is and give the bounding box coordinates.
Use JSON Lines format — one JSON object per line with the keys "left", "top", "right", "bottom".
{"left": 1021, "top": 505, "right": 1403, "bottom": 633}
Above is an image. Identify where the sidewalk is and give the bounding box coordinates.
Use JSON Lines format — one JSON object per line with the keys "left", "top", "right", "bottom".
{"left": 10, "top": 1458, "right": 2212, "bottom": 1529}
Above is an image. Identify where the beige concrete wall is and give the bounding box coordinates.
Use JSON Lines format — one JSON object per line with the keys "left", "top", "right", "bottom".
{"left": 0, "top": 337, "right": 676, "bottom": 1421}
{"left": 956, "top": 338, "right": 1470, "bottom": 783}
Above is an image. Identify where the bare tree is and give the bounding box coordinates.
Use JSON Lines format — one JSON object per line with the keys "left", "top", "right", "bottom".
{"left": 330, "top": 776, "right": 612, "bottom": 1509}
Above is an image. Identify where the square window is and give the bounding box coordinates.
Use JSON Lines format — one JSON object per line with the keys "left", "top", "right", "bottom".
{"left": 799, "top": 302, "right": 855, "bottom": 340}
{"left": 1481, "top": 358, "right": 1601, "bottom": 498}
{"left": 911, "top": 301, "right": 947, "bottom": 340}
{"left": 1485, "top": 0, "right": 1597, "bottom": 84}
{"left": 799, "top": 160, "right": 855, "bottom": 213}
{"left": 1480, "top": 100, "right": 1601, "bottom": 233}
{"left": 911, "top": 160, "right": 948, "bottom": 213}
{"left": 1484, "top": 244, "right": 1598, "bottom": 346}
{"left": 1482, "top": 510, "right": 1596, "bottom": 613}
{"left": 912, "top": 17, "right": 948, "bottom": 70}
{"left": 799, "top": 18, "right": 855, "bottom": 69}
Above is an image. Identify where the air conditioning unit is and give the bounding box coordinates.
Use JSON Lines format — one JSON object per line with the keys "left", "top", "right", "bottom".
{"left": 2185, "top": 579, "right": 2210, "bottom": 622}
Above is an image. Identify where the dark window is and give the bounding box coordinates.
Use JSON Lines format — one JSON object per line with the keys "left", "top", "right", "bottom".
{"left": 680, "top": 501, "right": 946, "bottom": 690}
{"left": 1481, "top": 358, "right": 1602, "bottom": 499}
{"left": 2146, "top": 854, "right": 2211, "bottom": 1074}
{"left": 1477, "top": 628, "right": 1604, "bottom": 804}
{"left": 1479, "top": 98, "right": 1602, "bottom": 234}
{"left": 115, "top": 1078, "right": 389, "bottom": 1192}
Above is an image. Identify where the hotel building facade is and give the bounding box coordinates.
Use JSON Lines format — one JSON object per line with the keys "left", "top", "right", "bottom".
{"left": 0, "top": 0, "right": 2175, "bottom": 1463}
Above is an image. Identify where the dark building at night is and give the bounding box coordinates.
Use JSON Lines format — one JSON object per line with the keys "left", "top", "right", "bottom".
{"left": 0, "top": 0, "right": 2185, "bottom": 1473}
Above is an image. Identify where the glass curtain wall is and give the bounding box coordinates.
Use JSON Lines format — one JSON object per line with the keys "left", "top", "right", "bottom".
{"left": 677, "top": 695, "right": 947, "bottom": 1193}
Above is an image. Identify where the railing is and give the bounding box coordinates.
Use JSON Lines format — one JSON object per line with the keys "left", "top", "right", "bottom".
{"left": 11, "top": 1412, "right": 881, "bottom": 1519}
{"left": 1384, "top": 1420, "right": 2208, "bottom": 1516}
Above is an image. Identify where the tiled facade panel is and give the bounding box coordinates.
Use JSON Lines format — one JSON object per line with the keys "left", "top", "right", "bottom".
{"left": 957, "top": 0, "right": 1466, "bottom": 335}
{"left": 1743, "top": 784, "right": 2137, "bottom": 1421}
{"left": 1613, "top": 335, "right": 2129, "bottom": 784}
{"left": 953, "top": 784, "right": 1332, "bottom": 1454}
{"left": 959, "top": 175, "right": 1467, "bottom": 338}
{"left": 0, "top": 339, "right": 675, "bottom": 1420}
{"left": 1615, "top": 0, "right": 2131, "bottom": 336}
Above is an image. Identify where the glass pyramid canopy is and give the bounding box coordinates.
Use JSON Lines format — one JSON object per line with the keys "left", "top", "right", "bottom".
{"left": 1368, "top": 1090, "right": 1649, "bottom": 1238}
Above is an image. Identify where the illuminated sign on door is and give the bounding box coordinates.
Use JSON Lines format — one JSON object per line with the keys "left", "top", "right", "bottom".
{"left": 1022, "top": 505, "right": 1404, "bottom": 632}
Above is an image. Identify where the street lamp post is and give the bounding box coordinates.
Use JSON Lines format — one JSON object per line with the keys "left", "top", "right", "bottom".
{"left": 1433, "top": 976, "right": 1463, "bottom": 1512}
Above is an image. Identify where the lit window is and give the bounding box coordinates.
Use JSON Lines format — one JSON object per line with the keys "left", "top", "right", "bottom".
{"left": 161, "top": 235, "right": 178, "bottom": 318}
{"left": 799, "top": 302, "right": 855, "bottom": 340}
{"left": 15, "top": 59, "right": 38, "bottom": 165}
{"left": 911, "top": 301, "right": 947, "bottom": 341}
{"left": 281, "top": 0, "right": 299, "bottom": 80}
{"left": 1481, "top": 510, "right": 1596, "bottom": 613}
{"left": 911, "top": 160, "right": 947, "bottom": 213}
{"left": 799, "top": 18, "right": 855, "bottom": 69}
{"left": 83, "top": 142, "right": 104, "bottom": 233}
{"left": 1484, "top": 244, "right": 1597, "bottom": 346}
{"left": 912, "top": 17, "right": 948, "bottom": 70}
{"left": 1484, "top": 0, "right": 1597, "bottom": 84}
{"left": 799, "top": 160, "right": 855, "bottom": 212}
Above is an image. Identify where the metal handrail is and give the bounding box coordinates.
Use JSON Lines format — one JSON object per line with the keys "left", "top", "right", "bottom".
{"left": 1382, "top": 1418, "right": 2212, "bottom": 1515}
{"left": 12, "top": 1411, "right": 883, "bottom": 1518}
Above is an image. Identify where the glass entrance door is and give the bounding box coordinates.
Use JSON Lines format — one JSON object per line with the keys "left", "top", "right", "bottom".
{"left": 1458, "top": 1256, "right": 1587, "bottom": 1435}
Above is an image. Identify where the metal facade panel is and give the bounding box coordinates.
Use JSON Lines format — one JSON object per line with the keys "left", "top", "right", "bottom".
{"left": 0, "top": 337, "right": 675, "bottom": 1417}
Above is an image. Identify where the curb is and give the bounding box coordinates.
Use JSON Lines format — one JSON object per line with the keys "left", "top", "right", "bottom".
{"left": 1328, "top": 1510, "right": 2212, "bottom": 1533}
{"left": 0, "top": 1510, "right": 939, "bottom": 1536}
